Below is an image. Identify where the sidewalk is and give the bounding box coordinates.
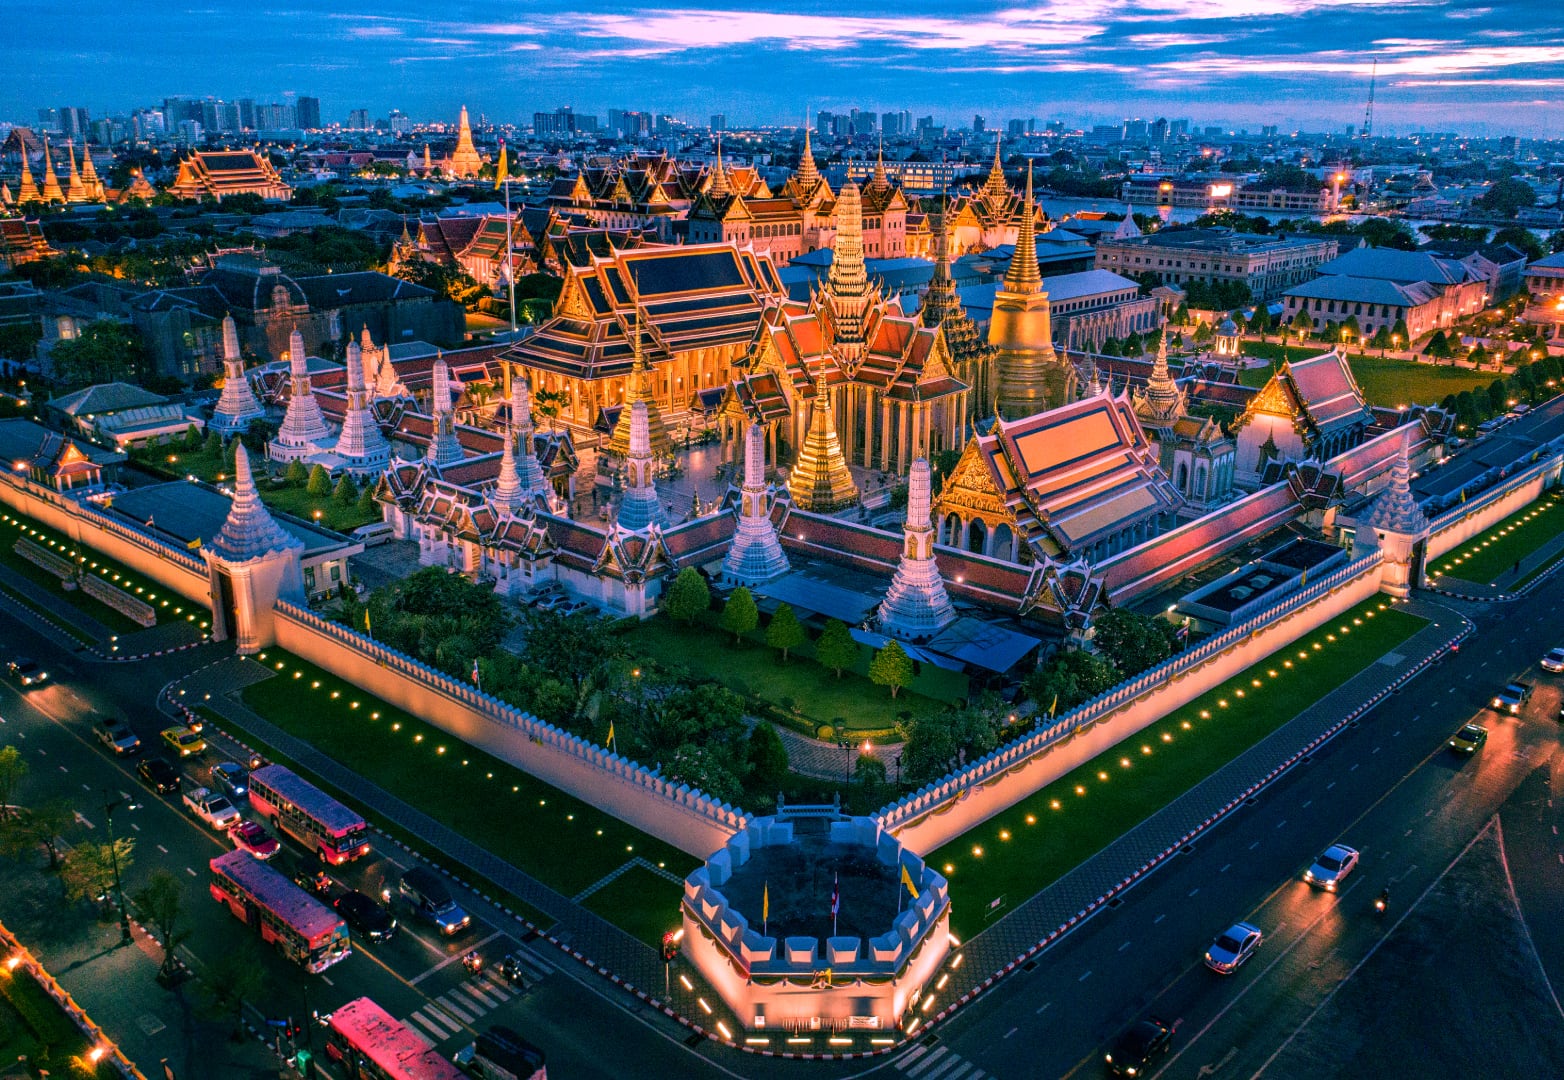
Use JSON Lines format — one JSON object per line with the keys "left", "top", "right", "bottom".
{"left": 772, "top": 723, "right": 901, "bottom": 782}
{"left": 0, "top": 562, "right": 110, "bottom": 643}
{"left": 1428, "top": 526, "right": 1564, "bottom": 601}
{"left": 180, "top": 656, "right": 746, "bottom": 1042}
{"left": 934, "top": 596, "right": 1468, "bottom": 1015}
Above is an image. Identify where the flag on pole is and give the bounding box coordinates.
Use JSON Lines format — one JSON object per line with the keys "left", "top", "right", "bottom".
{"left": 900, "top": 864, "right": 919, "bottom": 902}
{"left": 493, "top": 140, "right": 508, "bottom": 191}
{"left": 363, "top": 608, "right": 371, "bottom": 636}
{"left": 606, "top": 721, "right": 615, "bottom": 750}
{"left": 1300, "top": 566, "right": 1308, "bottom": 587}
{"left": 762, "top": 883, "right": 769, "bottom": 924}
{"left": 1049, "top": 693, "right": 1058, "bottom": 718}
{"left": 830, "top": 873, "right": 840, "bottom": 917}
{"left": 471, "top": 658, "right": 481, "bottom": 688}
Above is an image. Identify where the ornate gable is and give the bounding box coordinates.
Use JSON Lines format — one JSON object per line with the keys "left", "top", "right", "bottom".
{"left": 935, "top": 438, "right": 1007, "bottom": 520}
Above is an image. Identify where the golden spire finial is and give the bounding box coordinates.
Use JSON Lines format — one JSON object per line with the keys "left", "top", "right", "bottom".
{"left": 709, "top": 134, "right": 730, "bottom": 197}
{"left": 1003, "top": 163, "right": 1041, "bottom": 294}
{"left": 872, "top": 134, "right": 888, "bottom": 188}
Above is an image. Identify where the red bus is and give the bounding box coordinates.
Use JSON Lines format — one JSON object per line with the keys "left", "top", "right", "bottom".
{"left": 324, "top": 997, "right": 465, "bottom": 1080}
{"left": 209, "top": 849, "right": 350, "bottom": 973}
{"left": 248, "top": 764, "right": 371, "bottom": 865}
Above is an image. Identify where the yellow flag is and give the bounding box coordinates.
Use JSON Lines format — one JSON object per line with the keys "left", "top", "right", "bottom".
{"left": 493, "top": 143, "right": 508, "bottom": 190}
{"left": 900, "top": 864, "right": 919, "bottom": 901}
{"left": 1300, "top": 566, "right": 1307, "bottom": 587}
{"left": 1049, "top": 693, "right": 1058, "bottom": 718}
{"left": 763, "top": 883, "right": 769, "bottom": 923}
{"left": 606, "top": 721, "right": 615, "bottom": 749}
{"left": 363, "top": 608, "right": 371, "bottom": 635}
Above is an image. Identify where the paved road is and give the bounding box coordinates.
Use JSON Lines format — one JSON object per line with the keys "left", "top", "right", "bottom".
{"left": 872, "top": 578, "right": 1564, "bottom": 1080}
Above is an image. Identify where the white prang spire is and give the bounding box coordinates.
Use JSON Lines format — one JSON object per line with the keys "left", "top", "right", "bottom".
{"left": 509, "top": 373, "right": 550, "bottom": 498}
{"left": 208, "top": 444, "right": 302, "bottom": 564}
{"left": 876, "top": 458, "right": 957, "bottom": 642}
{"left": 210, "top": 314, "right": 265, "bottom": 436}
{"left": 269, "top": 327, "right": 332, "bottom": 460}
{"left": 492, "top": 418, "right": 524, "bottom": 511}
{"left": 425, "top": 355, "right": 465, "bottom": 469}
{"left": 333, "top": 339, "right": 391, "bottom": 475}
{"left": 614, "top": 400, "right": 667, "bottom": 532}
{"left": 721, "top": 422, "right": 789, "bottom": 587}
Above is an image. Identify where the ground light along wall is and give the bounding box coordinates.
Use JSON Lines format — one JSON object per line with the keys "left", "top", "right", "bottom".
{"left": 929, "top": 597, "right": 1426, "bottom": 941}
{"left": 271, "top": 602, "right": 745, "bottom": 858}
{"left": 880, "top": 550, "right": 1386, "bottom": 857}
{"left": 1424, "top": 451, "right": 1562, "bottom": 565}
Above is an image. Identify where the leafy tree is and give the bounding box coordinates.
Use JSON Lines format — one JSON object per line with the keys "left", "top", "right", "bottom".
{"left": 306, "top": 464, "right": 332, "bottom": 496}
{"left": 332, "top": 473, "right": 358, "bottom": 504}
{"left": 662, "top": 567, "right": 710, "bottom": 625}
{"left": 868, "top": 639, "right": 914, "bottom": 698}
{"left": 745, "top": 723, "right": 790, "bottom": 794}
{"left": 666, "top": 743, "right": 746, "bottom": 806}
{"left": 1248, "top": 307, "right": 1272, "bottom": 339}
{"left": 1369, "top": 327, "right": 1392, "bottom": 352}
{"left": 1182, "top": 279, "right": 1252, "bottom": 311}
{"left": 201, "top": 942, "right": 267, "bottom": 1040}
{"left": 1022, "top": 649, "right": 1116, "bottom": 716}
{"left": 355, "top": 484, "right": 378, "bottom": 517}
{"left": 853, "top": 753, "right": 887, "bottom": 804}
{"left": 393, "top": 259, "right": 487, "bottom": 307}
{"left": 0, "top": 322, "right": 42, "bottom": 363}
{"left": 815, "top": 619, "right": 859, "bottom": 678}
{"left": 1453, "top": 390, "right": 1483, "bottom": 431}
{"left": 284, "top": 458, "right": 308, "bottom": 487}
{"left": 1469, "top": 345, "right": 1489, "bottom": 369}
{"left": 203, "top": 429, "right": 223, "bottom": 455}
{"left": 1193, "top": 321, "right": 1214, "bottom": 345}
{"left": 0, "top": 797, "right": 74, "bottom": 869}
{"left": 59, "top": 838, "right": 134, "bottom": 905}
{"left": 1426, "top": 329, "right": 1453, "bottom": 360}
{"left": 0, "top": 746, "right": 27, "bottom": 822}
{"left": 48, "top": 320, "right": 147, "bottom": 389}
{"left": 765, "top": 603, "right": 805, "bottom": 661}
{"left": 1488, "top": 379, "right": 1511, "bottom": 415}
{"left": 1475, "top": 177, "right": 1537, "bottom": 218}
{"left": 901, "top": 711, "right": 958, "bottom": 786}
{"left": 1172, "top": 302, "right": 1191, "bottom": 326}
{"left": 1492, "top": 225, "right": 1545, "bottom": 262}
{"left": 718, "top": 587, "right": 759, "bottom": 644}
{"left": 1549, "top": 230, "right": 1564, "bottom": 255}
{"left": 533, "top": 388, "right": 569, "bottom": 431}
{"left": 1289, "top": 309, "right": 1314, "bottom": 338}
{"left": 133, "top": 870, "right": 190, "bottom": 978}
{"left": 1391, "top": 318, "right": 1410, "bottom": 345}
{"left": 1092, "top": 609, "right": 1177, "bottom": 677}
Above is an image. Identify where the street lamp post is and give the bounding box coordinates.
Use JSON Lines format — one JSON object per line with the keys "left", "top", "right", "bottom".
{"left": 101, "top": 791, "right": 136, "bottom": 944}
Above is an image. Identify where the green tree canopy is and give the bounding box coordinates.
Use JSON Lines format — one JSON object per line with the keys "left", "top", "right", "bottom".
{"left": 1475, "top": 177, "right": 1537, "bottom": 218}
{"left": 1022, "top": 649, "right": 1116, "bottom": 716}
{"left": 718, "top": 587, "right": 759, "bottom": 643}
{"left": 284, "top": 458, "right": 308, "bottom": 486}
{"left": 332, "top": 473, "right": 358, "bottom": 504}
{"left": 815, "top": 618, "right": 859, "bottom": 677}
{"left": 868, "top": 639, "right": 914, "bottom": 698}
{"left": 745, "top": 722, "right": 790, "bottom": 796}
{"left": 764, "top": 603, "right": 805, "bottom": 661}
{"left": 1092, "top": 609, "right": 1177, "bottom": 677}
{"left": 306, "top": 464, "right": 332, "bottom": 496}
{"left": 48, "top": 320, "right": 147, "bottom": 390}
{"left": 663, "top": 567, "right": 710, "bottom": 625}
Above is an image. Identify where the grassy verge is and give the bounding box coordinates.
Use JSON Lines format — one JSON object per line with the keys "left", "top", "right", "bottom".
{"left": 930, "top": 599, "right": 1426, "bottom": 940}
{"left": 0, "top": 581, "right": 97, "bottom": 646}
{"left": 619, "top": 613, "right": 967, "bottom": 735}
{"left": 258, "top": 485, "right": 377, "bottom": 534}
{"left": 0, "top": 508, "right": 214, "bottom": 634}
{"left": 1429, "top": 492, "right": 1564, "bottom": 587}
{"left": 194, "top": 705, "right": 556, "bottom": 930}
{"left": 1237, "top": 345, "right": 1494, "bottom": 407}
{"left": 580, "top": 865, "right": 683, "bottom": 948}
{"left": 0, "top": 968, "right": 112, "bottom": 1079}
{"left": 234, "top": 650, "right": 700, "bottom": 903}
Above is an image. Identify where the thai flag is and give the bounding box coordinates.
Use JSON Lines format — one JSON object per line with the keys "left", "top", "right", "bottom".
{"left": 830, "top": 873, "right": 840, "bottom": 917}
{"left": 471, "top": 659, "right": 481, "bottom": 688}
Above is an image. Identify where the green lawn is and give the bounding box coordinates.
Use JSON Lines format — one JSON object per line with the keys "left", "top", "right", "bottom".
{"left": 929, "top": 599, "right": 1426, "bottom": 940}
{"left": 258, "top": 485, "right": 377, "bottom": 533}
{"left": 237, "top": 650, "right": 699, "bottom": 902}
{"left": 131, "top": 441, "right": 225, "bottom": 483}
{"left": 1429, "top": 492, "right": 1564, "bottom": 587}
{"left": 0, "top": 968, "right": 114, "bottom": 1079}
{"left": 0, "top": 508, "right": 212, "bottom": 634}
{"left": 581, "top": 865, "right": 684, "bottom": 948}
{"left": 618, "top": 613, "right": 968, "bottom": 736}
{"left": 1237, "top": 345, "right": 1494, "bottom": 408}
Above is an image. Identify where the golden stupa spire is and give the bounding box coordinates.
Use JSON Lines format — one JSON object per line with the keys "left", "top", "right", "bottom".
{"left": 709, "top": 134, "right": 730, "bottom": 198}
{"left": 607, "top": 311, "right": 672, "bottom": 460}
{"left": 1003, "top": 164, "right": 1041, "bottom": 294}
{"left": 982, "top": 131, "right": 1009, "bottom": 203}
{"left": 787, "top": 372, "right": 858, "bottom": 512}
{"left": 64, "top": 140, "right": 87, "bottom": 202}
{"left": 18, "top": 152, "right": 38, "bottom": 204}
{"left": 78, "top": 143, "right": 102, "bottom": 200}
{"left": 796, "top": 127, "right": 819, "bottom": 188}
{"left": 39, "top": 138, "right": 63, "bottom": 204}
{"left": 871, "top": 135, "right": 889, "bottom": 190}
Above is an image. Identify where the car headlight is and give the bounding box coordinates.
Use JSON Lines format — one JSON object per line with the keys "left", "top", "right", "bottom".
{"left": 1304, "top": 870, "right": 1314, "bottom": 880}
{"left": 1105, "top": 1054, "right": 1113, "bottom": 1064}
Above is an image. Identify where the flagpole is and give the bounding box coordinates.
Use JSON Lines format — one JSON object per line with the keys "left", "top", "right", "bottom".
{"left": 504, "top": 162, "right": 517, "bottom": 337}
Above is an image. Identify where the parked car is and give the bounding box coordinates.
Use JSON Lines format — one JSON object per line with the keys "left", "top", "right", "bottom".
{"left": 1490, "top": 682, "right": 1533, "bottom": 714}
{"left": 335, "top": 890, "right": 398, "bottom": 942}
{"left": 159, "top": 725, "right": 206, "bottom": 757}
{"left": 7, "top": 658, "right": 47, "bottom": 687}
{"left": 1541, "top": 648, "right": 1564, "bottom": 674}
{"left": 397, "top": 867, "right": 471, "bottom": 936}
{"left": 1449, "top": 723, "right": 1489, "bottom": 753}
{"left": 182, "top": 787, "right": 240, "bottom": 830}
{"left": 93, "top": 716, "right": 141, "bottom": 756}
{"left": 1104, "top": 1018, "right": 1173, "bottom": 1076}
{"left": 1304, "top": 844, "right": 1359, "bottom": 891}
{"left": 136, "top": 757, "right": 182, "bottom": 795}
{"left": 231, "top": 820, "right": 280, "bottom": 860}
{"left": 1204, "top": 922, "right": 1263, "bottom": 974}
{"left": 209, "top": 761, "right": 249, "bottom": 800}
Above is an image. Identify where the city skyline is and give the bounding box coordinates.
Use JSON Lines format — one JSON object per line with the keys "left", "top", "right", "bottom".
{"left": 8, "top": 0, "right": 1564, "bottom": 137}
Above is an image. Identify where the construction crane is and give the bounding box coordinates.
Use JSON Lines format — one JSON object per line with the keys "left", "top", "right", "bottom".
{"left": 1362, "top": 59, "right": 1377, "bottom": 139}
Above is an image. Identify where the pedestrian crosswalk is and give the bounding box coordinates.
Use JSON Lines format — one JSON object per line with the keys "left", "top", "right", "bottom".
{"left": 403, "top": 947, "right": 555, "bottom": 1044}
{"left": 895, "top": 1042, "right": 991, "bottom": 1080}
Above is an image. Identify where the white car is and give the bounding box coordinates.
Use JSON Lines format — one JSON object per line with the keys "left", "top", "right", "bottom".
{"left": 1204, "top": 922, "right": 1263, "bottom": 974}
{"left": 1304, "top": 844, "right": 1359, "bottom": 891}
{"left": 182, "top": 787, "right": 240, "bottom": 830}
{"left": 1542, "top": 648, "right": 1564, "bottom": 674}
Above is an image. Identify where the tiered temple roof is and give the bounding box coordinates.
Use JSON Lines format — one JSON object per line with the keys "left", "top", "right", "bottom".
{"left": 168, "top": 150, "right": 293, "bottom": 202}
{"left": 1232, "top": 349, "right": 1375, "bottom": 444}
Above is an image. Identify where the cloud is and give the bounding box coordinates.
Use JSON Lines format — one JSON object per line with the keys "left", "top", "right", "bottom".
{"left": 1123, "top": 33, "right": 1232, "bottom": 47}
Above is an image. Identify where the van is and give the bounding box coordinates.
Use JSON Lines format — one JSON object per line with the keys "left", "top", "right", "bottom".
{"left": 351, "top": 521, "right": 394, "bottom": 547}
{"left": 398, "top": 867, "right": 471, "bottom": 935}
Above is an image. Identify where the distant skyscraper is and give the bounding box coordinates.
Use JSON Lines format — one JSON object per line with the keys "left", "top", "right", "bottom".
{"left": 1007, "top": 119, "right": 1025, "bottom": 137}
{"left": 881, "top": 111, "right": 901, "bottom": 136}
{"left": 973, "top": 114, "right": 985, "bottom": 134}
{"left": 58, "top": 107, "right": 89, "bottom": 140}
{"left": 237, "top": 99, "right": 256, "bottom": 130}
{"left": 296, "top": 97, "right": 321, "bottom": 130}
{"left": 36, "top": 108, "right": 59, "bottom": 133}
{"left": 710, "top": 113, "right": 725, "bottom": 132}
{"left": 816, "top": 110, "right": 834, "bottom": 138}
{"left": 347, "top": 108, "right": 368, "bottom": 129}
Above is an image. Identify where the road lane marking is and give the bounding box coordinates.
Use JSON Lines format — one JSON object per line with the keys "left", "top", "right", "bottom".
{"left": 1276, "top": 820, "right": 1288, "bottom": 829}
{"left": 1372, "top": 747, "right": 1381, "bottom": 755}
{"left": 1154, "top": 914, "right": 1166, "bottom": 925}
{"left": 1302, "top": 801, "right": 1312, "bottom": 809}
{"left": 320, "top": 974, "right": 334, "bottom": 986}
{"left": 1189, "top": 888, "right": 1200, "bottom": 897}
{"left": 185, "top": 867, "right": 196, "bottom": 877}
{"left": 1249, "top": 841, "right": 1260, "bottom": 850}
{"left": 129, "top": 823, "right": 139, "bottom": 832}
{"left": 57, "top": 765, "right": 66, "bottom": 773}
{"left": 1036, "top": 1002, "right": 1052, "bottom": 1014}
{"left": 1004, "top": 1027, "right": 1018, "bottom": 1039}
{"left": 459, "top": 981, "right": 498, "bottom": 1008}
{"left": 1078, "top": 969, "right": 1093, "bottom": 982}
{"left": 1326, "top": 782, "right": 1336, "bottom": 790}
{"left": 409, "top": 928, "right": 506, "bottom": 984}
{"left": 905, "top": 1046, "right": 947, "bottom": 1076}
{"left": 72, "top": 812, "right": 93, "bottom": 829}
{"left": 1220, "top": 864, "right": 1231, "bottom": 873}
{"left": 417, "top": 1006, "right": 461, "bottom": 1036}
{"left": 1350, "top": 763, "right": 1360, "bottom": 771}
{"left": 406, "top": 1012, "right": 448, "bottom": 1041}
{"left": 897, "top": 1044, "right": 930, "bottom": 1068}
{"left": 436, "top": 993, "right": 475, "bottom": 1023}
{"left": 156, "top": 844, "right": 168, "bottom": 854}
{"left": 80, "top": 783, "right": 90, "bottom": 792}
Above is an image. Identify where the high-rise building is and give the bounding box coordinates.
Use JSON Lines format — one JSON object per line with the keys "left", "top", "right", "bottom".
{"left": 347, "top": 108, "right": 369, "bottom": 129}
{"left": 1007, "top": 119, "right": 1025, "bottom": 137}
{"left": 36, "top": 108, "right": 59, "bottom": 133}
{"left": 1122, "top": 117, "right": 1148, "bottom": 141}
{"left": 973, "top": 114, "right": 985, "bottom": 134}
{"left": 1150, "top": 117, "right": 1169, "bottom": 143}
{"left": 58, "top": 107, "right": 90, "bottom": 140}
{"left": 710, "top": 113, "right": 725, "bottom": 132}
{"left": 881, "top": 111, "right": 902, "bottom": 136}
{"left": 816, "top": 111, "right": 834, "bottom": 137}
{"left": 388, "top": 109, "right": 411, "bottom": 135}
{"left": 1170, "top": 119, "right": 1190, "bottom": 137}
{"left": 296, "top": 97, "right": 321, "bottom": 130}
{"left": 850, "top": 108, "right": 874, "bottom": 134}
{"left": 237, "top": 99, "right": 256, "bottom": 130}
{"left": 534, "top": 106, "right": 577, "bottom": 134}
{"left": 916, "top": 115, "right": 935, "bottom": 133}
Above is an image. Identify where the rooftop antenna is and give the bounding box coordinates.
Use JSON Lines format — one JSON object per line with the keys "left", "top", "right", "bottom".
{"left": 1362, "top": 58, "right": 1377, "bottom": 139}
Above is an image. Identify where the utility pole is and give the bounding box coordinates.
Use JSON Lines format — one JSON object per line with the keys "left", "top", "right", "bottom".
{"left": 101, "top": 791, "right": 137, "bottom": 944}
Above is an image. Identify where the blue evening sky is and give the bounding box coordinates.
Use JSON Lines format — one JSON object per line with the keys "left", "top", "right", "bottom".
{"left": 10, "top": 0, "right": 1562, "bottom": 135}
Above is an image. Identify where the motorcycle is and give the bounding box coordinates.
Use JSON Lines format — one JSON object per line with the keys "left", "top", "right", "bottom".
{"left": 498, "top": 955, "right": 525, "bottom": 987}
{"left": 295, "top": 870, "right": 332, "bottom": 895}
{"left": 1374, "top": 888, "right": 1389, "bottom": 914}
{"left": 461, "top": 950, "right": 483, "bottom": 975}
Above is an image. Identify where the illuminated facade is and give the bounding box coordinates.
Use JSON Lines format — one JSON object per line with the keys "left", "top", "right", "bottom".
{"left": 168, "top": 150, "right": 293, "bottom": 202}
